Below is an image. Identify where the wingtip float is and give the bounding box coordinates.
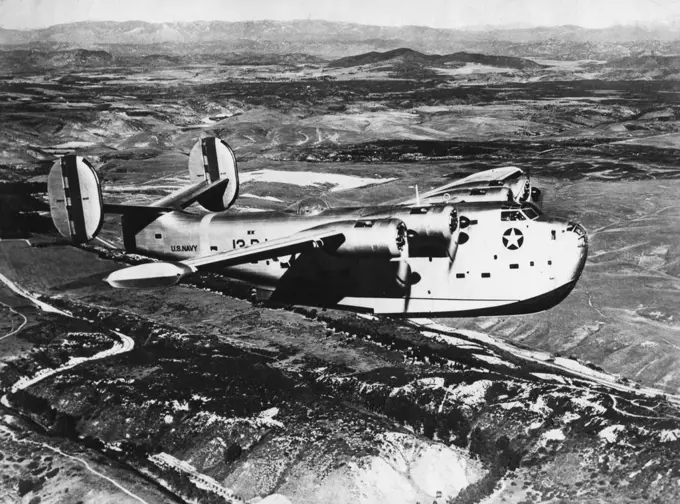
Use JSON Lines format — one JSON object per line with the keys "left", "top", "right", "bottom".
{"left": 105, "top": 262, "right": 196, "bottom": 289}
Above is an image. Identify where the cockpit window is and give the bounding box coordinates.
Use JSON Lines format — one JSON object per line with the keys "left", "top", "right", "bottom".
{"left": 522, "top": 207, "right": 539, "bottom": 220}
{"left": 520, "top": 203, "right": 542, "bottom": 220}
{"left": 501, "top": 210, "right": 525, "bottom": 221}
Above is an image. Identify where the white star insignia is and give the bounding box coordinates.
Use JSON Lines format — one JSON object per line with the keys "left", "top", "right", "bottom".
{"left": 503, "top": 228, "right": 523, "bottom": 250}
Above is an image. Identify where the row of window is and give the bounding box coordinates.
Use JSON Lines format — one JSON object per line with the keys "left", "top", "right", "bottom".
{"left": 454, "top": 260, "right": 553, "bottom": 279}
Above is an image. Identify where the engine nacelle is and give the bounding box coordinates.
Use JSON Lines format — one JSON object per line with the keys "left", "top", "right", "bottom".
{"left": 188, "top": 137, "right": 239, "bottom": 211}
{"left": 391, "top": 205, "right": 460, "bottom": 260}
{"left": 324, "top": 219, "right": 407, "bottom": 257}
{"left": 396, "top": 205, "right": 458, "bottom": 242}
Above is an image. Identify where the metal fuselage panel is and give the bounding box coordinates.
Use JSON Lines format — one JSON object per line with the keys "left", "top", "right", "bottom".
{"left": 125, "top": 203, "right": 587, "bottom": 316}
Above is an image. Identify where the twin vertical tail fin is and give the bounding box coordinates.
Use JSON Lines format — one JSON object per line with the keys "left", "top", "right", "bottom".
{"left": 148, "top": 137, "right": 240, "bottom": 212}
{"left": 47, "top": 137, "right": 241, "bottom": 244}
{"left": 47, "top": 155, "right": 104, "bottom": 244}
{"left": 187, "top": 136, "right": 239, "bottom": 212}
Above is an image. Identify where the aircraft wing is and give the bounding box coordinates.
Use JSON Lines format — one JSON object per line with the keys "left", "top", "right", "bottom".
{"left": 400, "top": 166, "right": 523, "bottom": 205}
{"left": 184, "top": 227, "right": 344, "bottom": 269}
{"left": 105, "top": 226, "right": 345, "bottom": 288}
{"left": 435, "top": 166, "right": 522, "bottom": 187}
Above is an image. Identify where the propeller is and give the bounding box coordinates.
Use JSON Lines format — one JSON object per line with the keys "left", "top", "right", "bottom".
{"left": 447, "top": 209, "right": 462, "bottom": 272}
{"left": 520, "top": 168, "right": 532, "bottom": 202}
{"left": 395, "top": 231, "right": 413, "bottom": 313}
{"left": 447, "top": 235, "right": 459, "bottom": 273}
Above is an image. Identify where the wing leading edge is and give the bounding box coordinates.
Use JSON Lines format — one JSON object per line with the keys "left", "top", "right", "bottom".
{"left": 105, "top": 227, "right": 345, "bottom": 288}
{"left": 184, "top": 227, "right": 344, "bottom": 268}
{"left": 400, "top": 166, "right": 525, "bottom": 205}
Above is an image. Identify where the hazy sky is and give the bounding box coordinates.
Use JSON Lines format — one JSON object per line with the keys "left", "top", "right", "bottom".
{"left": 1, "top": 0, "right": 679, "bottom": 30}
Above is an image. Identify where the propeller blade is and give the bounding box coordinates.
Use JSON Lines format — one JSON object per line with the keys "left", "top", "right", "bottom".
{"left": 447, "top": 235, "right": 459, "bottom": 272}
{"left": 447, "top": 215, "right": 461, "bottom": 272}
{"left": 395, "top": 238, "right": 412, "bottom": 313}
{"left": 396, "top": 259, "right": 411, "bottom": 289}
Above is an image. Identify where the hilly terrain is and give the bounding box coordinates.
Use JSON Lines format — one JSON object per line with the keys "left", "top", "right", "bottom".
{"left": 328, "top": 48, "right": 544, "bottom": 70}
{"left": 3, "top": 240, "right": 680, "bottom": 504}
{"left": 2, "top": 18, "right": 680, "bottom": 503}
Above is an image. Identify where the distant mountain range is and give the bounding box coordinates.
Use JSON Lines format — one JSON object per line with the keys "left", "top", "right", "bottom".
{"left": 328, "top": 48, "right": 544, "bottom": 70}
{"left": 2, "top": 20, "right": 680, "bottom": 60}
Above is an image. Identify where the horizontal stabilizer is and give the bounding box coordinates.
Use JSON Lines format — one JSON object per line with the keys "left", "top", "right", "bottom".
{"left": 150, "top": 177, "right": 231, "bottom": 211}
{"left": 103, "top": 204, "right": 177, "bottom": 215}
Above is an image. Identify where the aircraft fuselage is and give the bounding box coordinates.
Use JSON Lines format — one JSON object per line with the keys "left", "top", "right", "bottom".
{"left": 123, "top": 202, "right": 588, "bottom": 317}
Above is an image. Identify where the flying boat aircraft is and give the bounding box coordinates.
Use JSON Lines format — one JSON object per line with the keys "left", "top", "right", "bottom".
{"left": 47, "top": 137, "right": 587, "bottom": 317}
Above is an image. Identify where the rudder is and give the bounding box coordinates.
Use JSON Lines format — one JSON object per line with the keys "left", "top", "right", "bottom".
{"left": 47, "top": 155, "right": 103, "bottom": 244}
{"left": 188, "top": 137, "right": 239, "bottom": 211}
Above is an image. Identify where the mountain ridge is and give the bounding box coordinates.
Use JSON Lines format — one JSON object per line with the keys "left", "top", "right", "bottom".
{"left": 328, "top": 48, "right": 545, "bottom": 70}
{"left": 3, "top": 19, "right": 680, "bottom": 48}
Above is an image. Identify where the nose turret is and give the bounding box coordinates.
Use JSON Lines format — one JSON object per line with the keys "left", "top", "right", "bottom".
{"left": 567, "top": 221, "right": 588, "bottom": 248}
{"left": 560, "top": 220, "right": 589, "bottom": 283}
{"left": 535, "top": 216, "right": 588, "bottom": 285}
{"left": 524, "top": 217, "right": 589, "bottom": 311}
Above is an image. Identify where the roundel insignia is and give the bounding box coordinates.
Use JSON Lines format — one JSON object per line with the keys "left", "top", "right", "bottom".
{"left": 502, "top": 228, "right": 524, "bottom": 250}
